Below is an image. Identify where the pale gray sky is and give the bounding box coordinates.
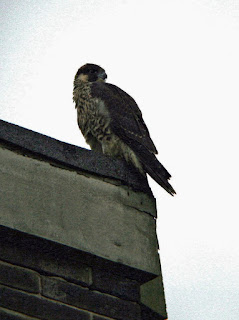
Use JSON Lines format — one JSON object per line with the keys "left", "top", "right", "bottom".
{"left": 1, "top": 1, "right": 239, "bottom": 319}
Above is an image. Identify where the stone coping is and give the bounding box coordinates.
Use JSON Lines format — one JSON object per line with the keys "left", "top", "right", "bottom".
{"left": 0, "top": 119, "right": 153, "bottom": 196}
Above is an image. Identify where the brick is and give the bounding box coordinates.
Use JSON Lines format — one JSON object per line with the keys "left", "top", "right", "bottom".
{"left": 0, "top": 307, "right": 38, "bottom": 320}
{"left": 41, "top": 276, "right": 141, "bottom": 320}
{"left": 0, "top": 307, "right": 40, "bottom": 320}
{"left": 0, "top": 285, "right": 91, "bottom": 320}
{"left": 92, "top": 268, "right": 140, "bottom": 302}
{"left": 0, "top": 261, "right": 40, "bottom": 294}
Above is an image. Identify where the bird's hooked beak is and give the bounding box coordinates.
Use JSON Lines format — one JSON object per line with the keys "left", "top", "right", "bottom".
{"left": 98, "top": 71, "right": 107, "bottom": 81}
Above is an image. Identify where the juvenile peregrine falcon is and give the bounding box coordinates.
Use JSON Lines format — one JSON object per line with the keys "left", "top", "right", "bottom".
{"left": 73, "top": 63, "right": 176, "bottom": 195}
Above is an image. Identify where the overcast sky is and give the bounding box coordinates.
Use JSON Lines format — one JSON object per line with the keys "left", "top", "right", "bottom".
{"left": 1, "top": 1, "right": 239, "bottom": 319}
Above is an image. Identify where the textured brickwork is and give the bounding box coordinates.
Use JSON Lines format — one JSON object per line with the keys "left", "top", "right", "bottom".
{"left": 0, "top": 285, "right": 90, "bottom": 320}
{"left": 0, "top": 307, "right": 39, "bottom": 320}
{"left": 42, "top": 276, "right": 140, "bottom": 320}
{"left": 0, "top": 227, "right": 166, "bottom": 320}
{"left": 0, "top": 261, "right": 142, "bottom": 320}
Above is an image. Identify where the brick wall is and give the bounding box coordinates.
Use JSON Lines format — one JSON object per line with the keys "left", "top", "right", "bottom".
{"left": 0, "top": 261, "right": 139, "bottom": 320}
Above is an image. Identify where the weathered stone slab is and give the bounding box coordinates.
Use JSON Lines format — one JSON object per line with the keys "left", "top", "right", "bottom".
{"left": 0, "top": 147, "right": 159, "bottom": 275}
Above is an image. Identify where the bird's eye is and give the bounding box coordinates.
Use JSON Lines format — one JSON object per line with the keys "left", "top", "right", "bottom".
{"left": 89, "top": 69, "right": 97, "bottom": 74}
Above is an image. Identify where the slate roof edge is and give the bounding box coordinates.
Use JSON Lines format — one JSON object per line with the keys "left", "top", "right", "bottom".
{"left": 0, "top": 119, "right": 153, "bottom": 196}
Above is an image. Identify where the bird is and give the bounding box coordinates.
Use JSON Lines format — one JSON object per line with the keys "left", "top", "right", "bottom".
{"left": 73, "top": 63, "right": 176, "bottom": 196}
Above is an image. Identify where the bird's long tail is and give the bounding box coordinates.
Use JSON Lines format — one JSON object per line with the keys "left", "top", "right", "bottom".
{"left": 132, "top": 143, "right": 176, "bottom": 196}
{"left": 143, "top": 160, "right": 176, "bottom": 196}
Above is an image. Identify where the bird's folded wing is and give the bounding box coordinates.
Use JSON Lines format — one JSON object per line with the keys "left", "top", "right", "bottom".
{"left": 91, "top": 82, "right": 158, "bottom": 154}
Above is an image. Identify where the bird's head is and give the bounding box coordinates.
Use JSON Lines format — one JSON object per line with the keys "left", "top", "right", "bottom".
{"left": 74, "top": 63, "right": 107, "bottom": 83}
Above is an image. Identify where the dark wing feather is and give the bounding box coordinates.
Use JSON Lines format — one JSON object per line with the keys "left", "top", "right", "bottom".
{"left": 91, "top": 81, "right": 175, "bottom": 194}
{"left": 128, "top": 139, "right": 175, "bottom": 195}
{"left": 91, "top": 82, "right": 158, "bottom": 154}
